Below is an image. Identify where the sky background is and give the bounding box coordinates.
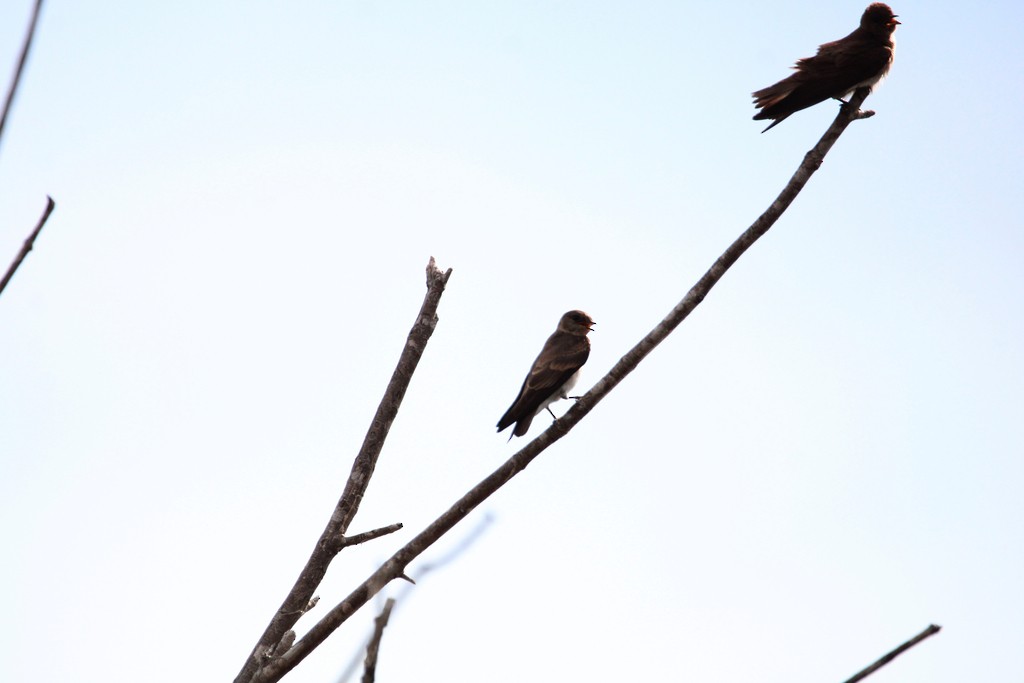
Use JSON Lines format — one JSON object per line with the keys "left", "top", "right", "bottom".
{"left": 2, "top": 1, "right": 1023, "bottom": 681}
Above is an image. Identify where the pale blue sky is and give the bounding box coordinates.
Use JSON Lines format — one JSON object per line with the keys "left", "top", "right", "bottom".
{"left": 2, "top": 2, "right": 1022, "bottom": 682}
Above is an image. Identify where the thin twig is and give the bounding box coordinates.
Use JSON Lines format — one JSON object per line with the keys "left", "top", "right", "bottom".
{"left": 249, "top": 89, "right": 880, "bottom": 683}
{"left": 233, "top": 257, "right": 453, "bottom": 683}
{"left": 336, "top": 514, "right": 494, "bottom": 683}
{"left": 841, "top": 624, "right": 941, "bottom": 683}
{"left": 340, "top": 523, "right": 404, "bottom": 550}
{"left": 0, "top": 195, "right": 55, "bottom": 297}
{"left": 0, "top": 0, "right": 45, "bottom": 152}
{"left": 361, "top": 598, "right": 396, "bottom": 683}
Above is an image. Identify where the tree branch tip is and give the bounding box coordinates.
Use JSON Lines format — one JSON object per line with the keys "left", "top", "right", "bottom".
{"left": 232, "top": 256, "right": 453, "bottom": 683}
{"left": 340, "top": 522, "right": 405, "bottom": 549}
{"left": 424, "top": 256, "right": 453, "bottom": 285}
{"left": 398, "top": 572, "right": 416, "bottom": 585}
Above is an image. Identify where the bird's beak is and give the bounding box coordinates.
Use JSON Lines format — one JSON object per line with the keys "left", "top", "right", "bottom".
{"left": 588, "top": 322, "right": 596, "bottom": 331}
{"left": 890, "top": 16, "right": 900, "bottom": 25}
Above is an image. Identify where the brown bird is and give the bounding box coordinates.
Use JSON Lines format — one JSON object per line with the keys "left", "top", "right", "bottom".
{"left": 752, "top": 3, "right": 899, "bottom": 132}
{"left": 497, "top": 310, "right": 595, "bottom": 439}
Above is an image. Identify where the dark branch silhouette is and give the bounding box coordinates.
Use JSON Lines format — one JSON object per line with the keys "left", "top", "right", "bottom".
{"left": 0, "top": 0, "right": 45, "bottom": 153}
{"left": 242, "top": 88, "right": 883, "bottom": 683}
{"left": 0, "top": 3, "right": 54, "bottom": 301}
{"left": 233, "top": 258, "right": 452, "bottom": 683}
{"left": 0, "top": 195, "right": 55, "bottom": 298}
{"left": 841, "top": 624, "right": 941, "bottom": 683}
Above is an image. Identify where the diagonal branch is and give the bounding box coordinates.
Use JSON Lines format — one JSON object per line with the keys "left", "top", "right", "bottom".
{"left": 249, "top": 89, "right": 880, "bottom": 683}
{"left": 841, "top": 624, "right": 941, "bottom": 683}
{"left": 233, "top": 257, "right": 453, "bottom": 683}
{"left": 0, "top": 0, "right": 46, "bottom": 152}
{"left": 0, "top": 195, "right": 55, "bottom": 298}
{"left": 336, "top": 515, "right": 494, "bottom": 683}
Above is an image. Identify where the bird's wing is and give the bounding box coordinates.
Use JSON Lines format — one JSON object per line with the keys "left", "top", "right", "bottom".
{"left": 496, "top": 334, "right": 590, "bottom": 432}
{"left": 496, "top": 373, "right": 533, "bottom": 432}
{"left": 753, "top": 40, "right": 891, "bottom": 121}
{"left": 798, "top": 38, "right": 893, "bottom": 90}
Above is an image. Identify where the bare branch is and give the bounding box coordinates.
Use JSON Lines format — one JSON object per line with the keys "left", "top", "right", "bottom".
{"left": 339, "top": 523, "right": 404, "bottom": 550}
{"left": 336, "top": 515, "right": 494, "bottom": 683}
{"left": 0, "top": 0, "right": 45, "bottom": 152}
{"left": 233, "top": 257, "right": 452, "bottom": 683}
{"left": 841, "top": 624, "right": 941, "bottom": 683}
{"left": 249, "top": 88, "right": 880, "bottom": 683}
{"left": 361, "top": 598, "right": 395, "bottom": 683}
{"left": 0, "top": 195, "right": 55, "bottom": 298}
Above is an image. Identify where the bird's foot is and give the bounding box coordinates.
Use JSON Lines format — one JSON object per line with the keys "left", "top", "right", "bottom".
{"left": 835, "top": 97, "right": 876, "bottom": 121}
{"left": 546, "top": 406, "right": 558, "bottom": 419}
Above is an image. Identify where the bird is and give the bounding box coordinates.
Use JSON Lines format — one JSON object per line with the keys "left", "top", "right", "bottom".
{"left": 752, "top": 3, "right": 899, "bottom": 132}
{"left": 496, "top": 310, "right": 595, "bottom": 439}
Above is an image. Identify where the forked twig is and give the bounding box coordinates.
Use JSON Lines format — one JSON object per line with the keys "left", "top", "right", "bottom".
{"left": 336, "top": 514, "right": 494, "bottom": 683}
{"left": 233, "top": 258, "right": 452, "bottom": 683}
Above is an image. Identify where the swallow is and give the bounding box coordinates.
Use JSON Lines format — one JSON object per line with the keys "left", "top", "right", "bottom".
{"left": 752, "top": 3, "right": 899, "bottom": 132}
{"left": 497, "top": 310, "right": 595, "bottom": 439}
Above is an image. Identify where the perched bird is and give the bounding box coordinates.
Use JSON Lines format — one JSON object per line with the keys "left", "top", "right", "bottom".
{"left": 497, "top": 310, "right": 595, "bottom": 439}
{"left": 752, "top": 3, "right": 899, "bottom": 132}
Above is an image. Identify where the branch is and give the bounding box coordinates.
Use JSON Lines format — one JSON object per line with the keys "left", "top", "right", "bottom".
{"left": 340, "top": 523, "right": 404, "bottom": 549}
{"left": 336, "top": 514, "right": 494, "bottom": 683}
{"left": 360, "top": 598, "right": 395, "bottom": 683}
{"left": 233, "top": 257, "right": 453, "bottom": 683}
{"left": 0, "top": 0, "right": 45, "bottom": 152}
{"left": 841, "top": 624, "right": 941, "bottom": 683}
{"left": 0, "top": 195, "right": 55, "bottom": 298}
{"left": 249, "top": 88, "right": 880, "bottom": 683}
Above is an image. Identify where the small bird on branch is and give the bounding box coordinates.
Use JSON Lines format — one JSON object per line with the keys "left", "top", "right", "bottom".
{"left": 752, "top": 3, "right": 899, "bottom": 132}
{"left": 497, "top": 310, "right": 595, "bottom": 439}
